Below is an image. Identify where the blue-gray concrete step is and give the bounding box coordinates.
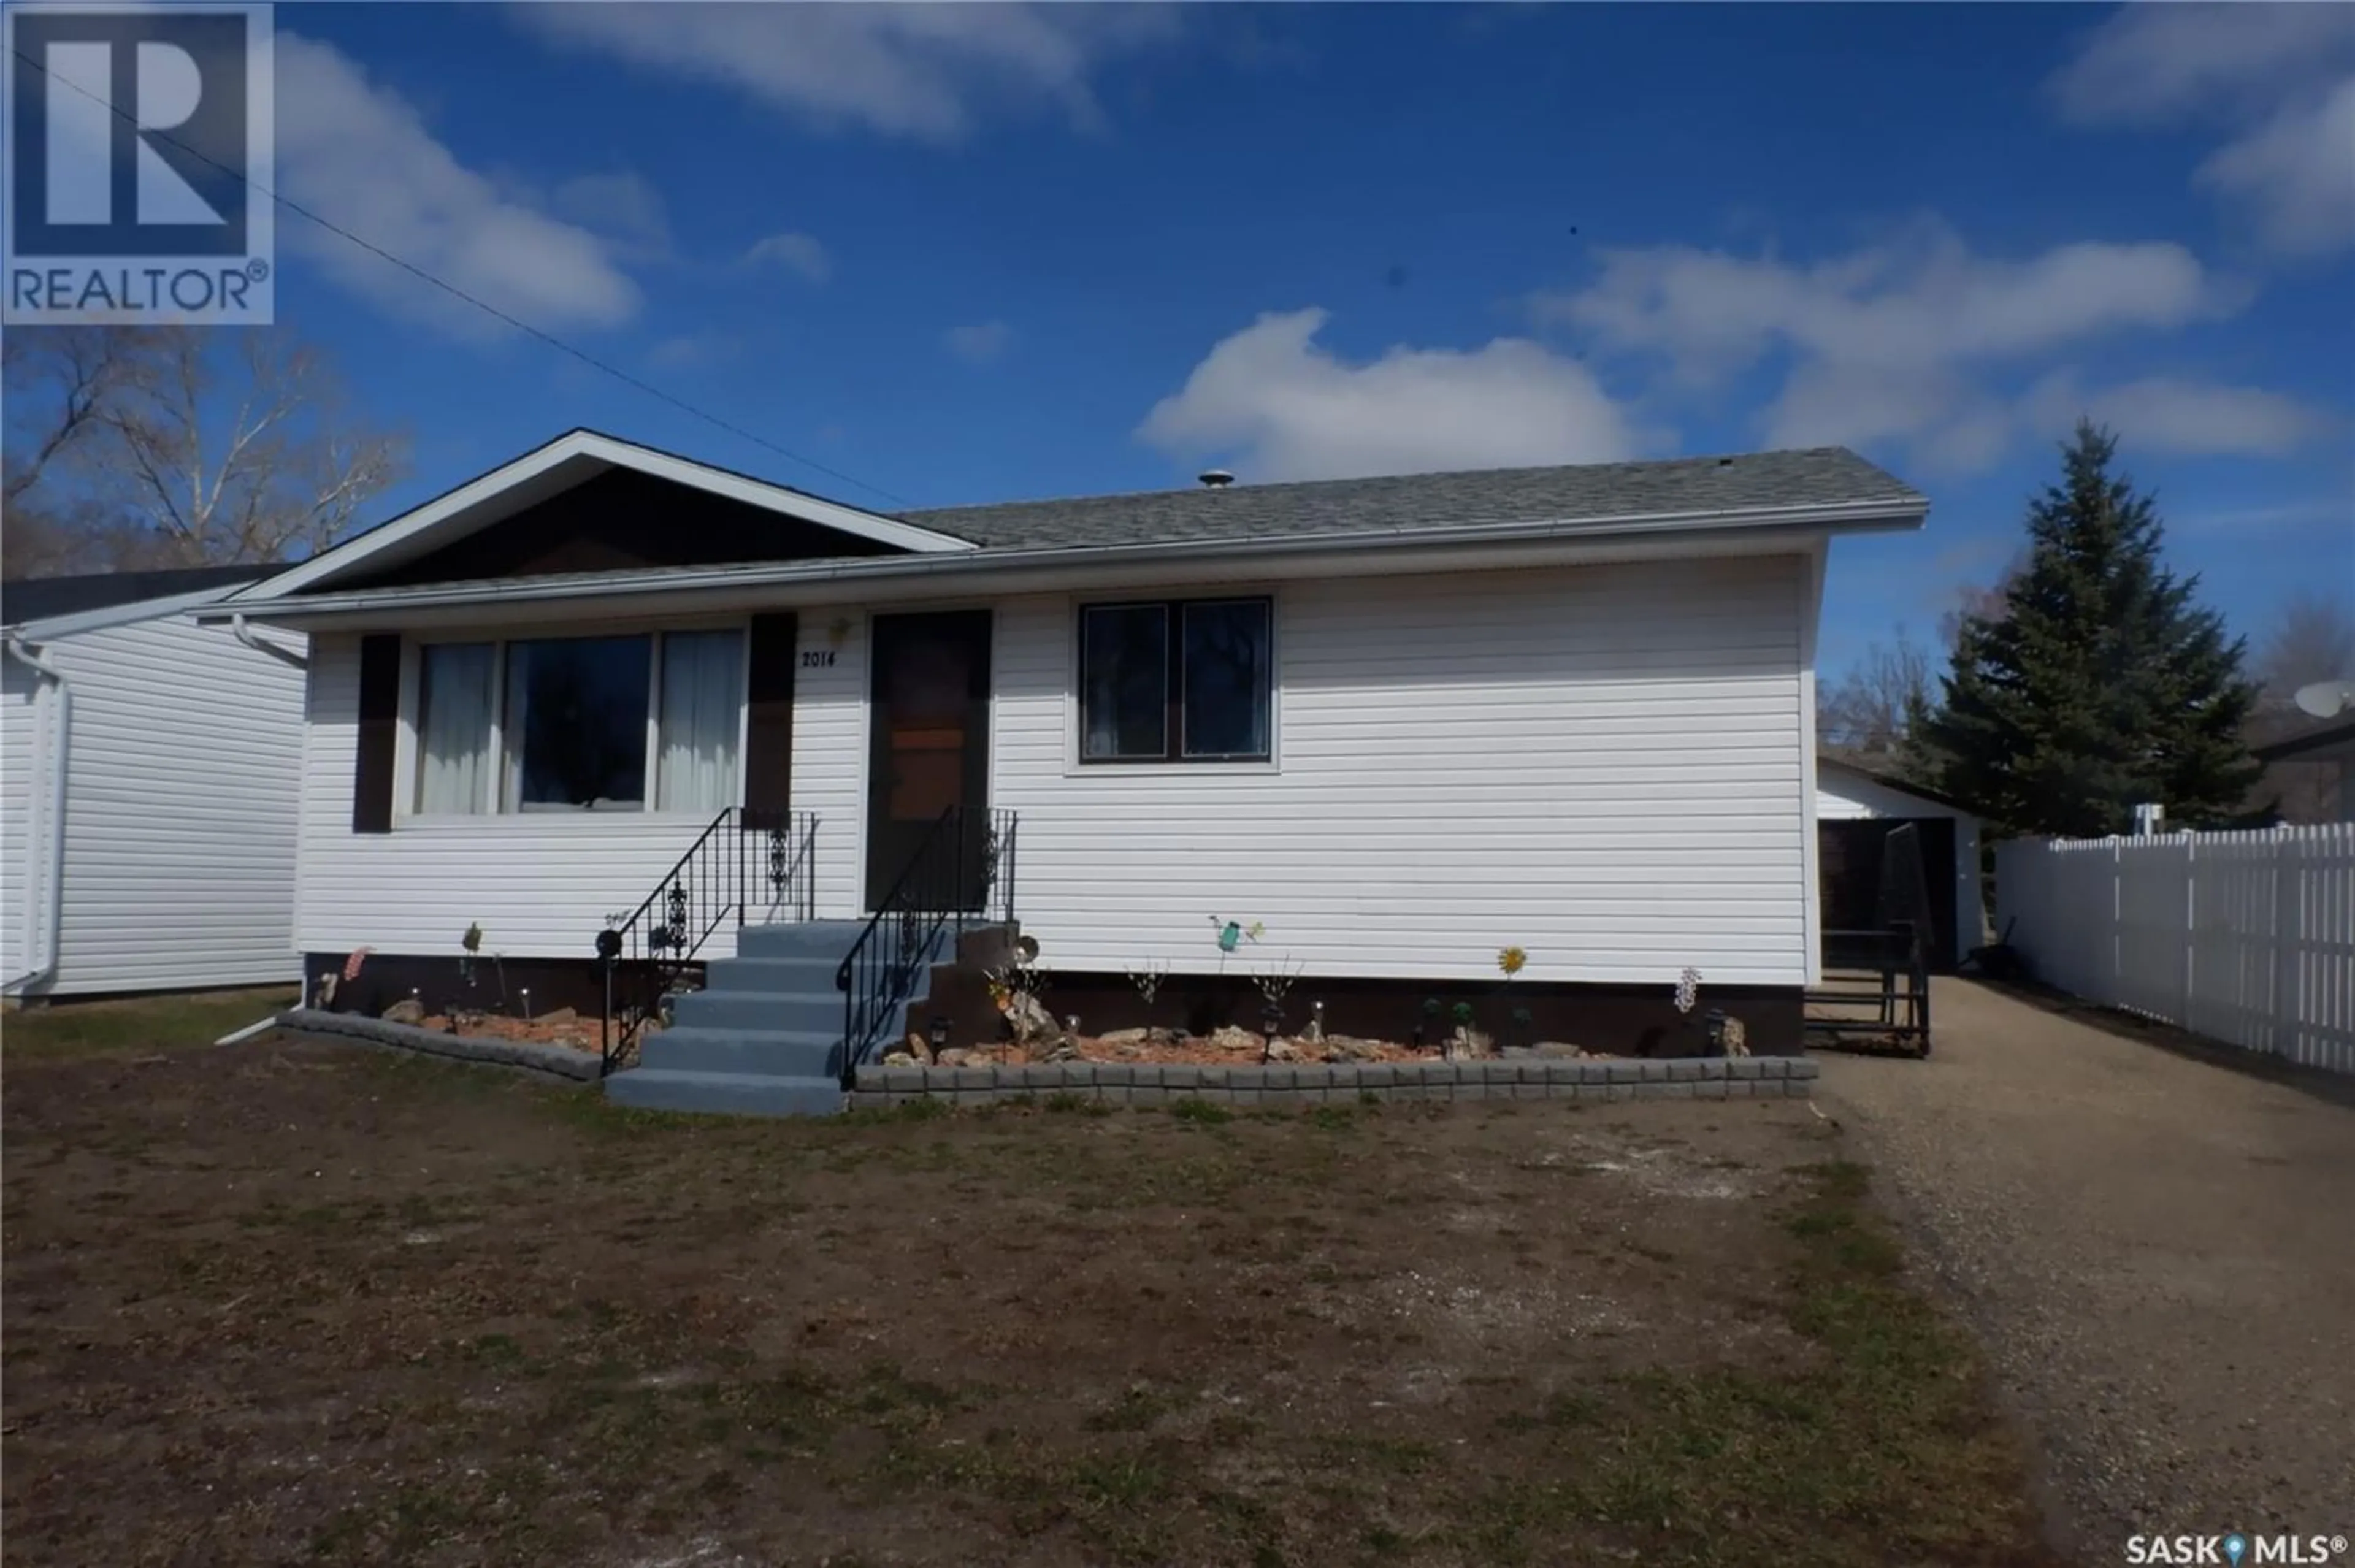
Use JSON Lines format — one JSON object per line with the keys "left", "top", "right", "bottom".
{"left": 637, "top": 1025, "right": 840, "bottom": 1078}
{"left": 668, "top": 988, "right": 841, "bottom": 1034}
{"left": 603, "top": 1068, "right": 844, "bottom": 1118}
{"left": 733, "top": 920, "right": 872, "bottom": 960}
{"left": 700, "top": 955, "right": 841, "bottom": 993}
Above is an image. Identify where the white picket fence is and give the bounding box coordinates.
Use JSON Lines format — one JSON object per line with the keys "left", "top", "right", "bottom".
{"left": 1995, "top": 825, "right": 2355, "bottom": 1074}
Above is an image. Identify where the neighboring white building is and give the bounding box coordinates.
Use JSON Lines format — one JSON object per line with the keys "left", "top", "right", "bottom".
{"left": 3, "top": 568, "right": 308, "bottom": 999}
{"left": 219, "top": 430, "right": 1929, "bottom": 1096}
{"left": 1813, "top": 758, "right": 1985, "bottom": 970}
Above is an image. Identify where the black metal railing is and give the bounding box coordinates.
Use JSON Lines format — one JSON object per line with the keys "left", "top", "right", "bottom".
{"left": 835, "top": 806, "right": 1017, "bottom": 1084}
{"left": 596, "top": 807, "right": 819, "bottom": 1073}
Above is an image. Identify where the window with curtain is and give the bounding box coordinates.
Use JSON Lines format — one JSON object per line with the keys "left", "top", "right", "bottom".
{"left": 1080, "top": 603, "right": 1169, "bottom": 760}
{"left": 656, "top": 629, "right": 744, "bottom": 811}
{"left": 1078, "top": 597, "right": 1272, "bottom": 763}
{"left": 501, "top": 635, "right": 653, "bottom": 811}
{"left": 413, "top": 642, "right": 495, "bottom": 813}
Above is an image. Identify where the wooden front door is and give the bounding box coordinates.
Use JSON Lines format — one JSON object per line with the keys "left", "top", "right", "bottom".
{"left": 866, "top": 611, "right": 992, "bottom": 911}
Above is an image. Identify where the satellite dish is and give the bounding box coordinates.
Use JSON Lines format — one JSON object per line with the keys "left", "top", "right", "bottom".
{"left": 2292, "top": 679, "right": 2355, "bottom": 719}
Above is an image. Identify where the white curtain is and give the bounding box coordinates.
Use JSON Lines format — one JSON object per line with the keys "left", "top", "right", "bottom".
{"left": 416, "top": 643, "right": 494, "bottom": 814}
{"left": 656, "top": 630, "right": 745, "bottom": 812}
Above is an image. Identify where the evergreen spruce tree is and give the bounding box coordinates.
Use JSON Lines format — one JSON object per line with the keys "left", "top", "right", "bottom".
{"left": 1921, "top": 421, "right": 2260, "bottom": 836}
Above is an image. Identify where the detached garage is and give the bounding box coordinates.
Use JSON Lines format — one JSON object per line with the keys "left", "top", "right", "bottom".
{"left": 1815, "top": 759, "right": 1985, "bottom": 973}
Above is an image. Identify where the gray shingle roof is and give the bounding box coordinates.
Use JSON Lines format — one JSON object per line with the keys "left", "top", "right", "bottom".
{"left": 902, "top": 447, "right": 1923, "bottom": 551}
{"left": 2, "top": 564, "right": 275, "bottom": 628}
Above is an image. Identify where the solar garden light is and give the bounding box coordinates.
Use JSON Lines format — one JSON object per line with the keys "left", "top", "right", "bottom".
{"left": 1261, "top": 1000, "right": 1283, "bottom": 1062}
{"left": 1704, "top": 1008, "right": 1728, "bottom": 1055}
{"left": 519, "top": 987, "right": 532, "bottom": 1020}
{"left": 929, "top": 1015, "right": 951, "bottom": 1055}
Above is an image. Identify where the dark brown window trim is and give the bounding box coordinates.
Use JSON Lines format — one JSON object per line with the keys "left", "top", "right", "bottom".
{"left": 1077, "top": 595, "right": 1273, "bottom": 765}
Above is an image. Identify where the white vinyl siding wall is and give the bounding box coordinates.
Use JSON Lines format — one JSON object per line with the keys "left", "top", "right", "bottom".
{"left": 293, "top": 554, "right": 1815, "bottom": 987}
{"left": 6, "top": 614, "right": 305, "bottom": 995}
{"left": 993, "top": 556, "right": 1810, "bottom": 986}
{"left": 297, "top": 634, "right": 725, "bottom": 960}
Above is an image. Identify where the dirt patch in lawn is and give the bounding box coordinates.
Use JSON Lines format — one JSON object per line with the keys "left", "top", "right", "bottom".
{"left": 4, "top": 1033, "right": 2060, "bottom": 1567}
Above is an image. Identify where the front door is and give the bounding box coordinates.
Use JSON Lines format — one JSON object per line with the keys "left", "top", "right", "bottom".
{"left": 866, "top": 610, "right": 992, "bottom": 911}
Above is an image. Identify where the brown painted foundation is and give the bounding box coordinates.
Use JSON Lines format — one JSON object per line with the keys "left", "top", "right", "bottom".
{"left": 925, "top": 967, "right": 1806, "bottom": 1058}
{"left": 304, "top": 954, "right": 619, "bottom": 1022}
{"left": 307, "top": 947, "right": 1806, "bottom": 1059}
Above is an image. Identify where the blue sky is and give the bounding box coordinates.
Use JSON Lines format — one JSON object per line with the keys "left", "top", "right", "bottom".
{"left": 262, "top": 4, "right": 2351, "bottom": 678}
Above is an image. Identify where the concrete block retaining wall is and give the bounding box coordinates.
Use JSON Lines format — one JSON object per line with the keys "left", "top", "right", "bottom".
{"left": 849, "top": 1055, "right": 1818, "bottom": 1111}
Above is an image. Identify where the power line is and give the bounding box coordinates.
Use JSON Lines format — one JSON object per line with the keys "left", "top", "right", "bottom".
{"left": 7, "top": 43, "right": 912, "bottom": 510}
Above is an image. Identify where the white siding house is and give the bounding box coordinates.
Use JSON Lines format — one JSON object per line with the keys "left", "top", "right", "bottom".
{"left": 223, "top": 430, "right": 1930, "bottom": 1085}
{"left": 3, "top": 570, "right": 307, "bottom": 998}
{"left": 290, "top": 555, "right": 1815, "bottom": 985}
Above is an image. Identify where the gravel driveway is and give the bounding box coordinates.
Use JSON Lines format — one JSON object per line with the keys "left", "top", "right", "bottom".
{"left": 1815, "top": 977, "right": 2355, "bottom": 1561}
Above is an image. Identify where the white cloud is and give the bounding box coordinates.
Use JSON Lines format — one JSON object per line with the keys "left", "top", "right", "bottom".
{"left": 2048, "top": 3, "right": 2355, "bottom": 124}
{"left": 2195, "top": 78, "right": 2355, "bottom": 259}
{"left": 1531, "top": 222, "right": 2302, "bottom": 470}
{"left": 1138, "top": 308, "right": 1642, "bottom": 483}
{"left": 1548, "top": 222, "right": 2219, "bottom": 383}
{"left": 550, "top": 170, "right": 672, "bottom": 259}
{"left": 943, "top": 321, "right": 1013, "bottom": 364}
{"left": 276, "top": 33, "right": 640, "bottom": 334}
{"left": 2048, "top": 6, "right": 2355, "bottom": 259}
{"left": 514, "top": 3, "right": 1176, "bottom": 141}
{"left": 745, "top": 231, "right": 830, "bottom": 283}
{"left": 2026, "top": 373, "right": 2334, "bottom": 460}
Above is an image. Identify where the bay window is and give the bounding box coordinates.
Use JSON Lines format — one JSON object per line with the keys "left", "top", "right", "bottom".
{"left": 408, "top": 628, "right": 744, "bottom": 815}
{"left": 1079, "top": 596, "right": 1272, "bottom": 763}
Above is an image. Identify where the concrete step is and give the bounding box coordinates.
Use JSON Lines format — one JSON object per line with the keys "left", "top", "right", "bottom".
{"left": 733, "top": 920, "right": 873, "bottom": 960}
{"left": 669, "top": 987, "right": 841, "bottom": 1033}
{"left": 603, "top": 1068, "right": 844, "bottom": 1118}
{"left": 700, "top": 954, "right": 843, "bottom": 993}
{"left": 638, "top": 1025, "right": 841, "bottom": 1079}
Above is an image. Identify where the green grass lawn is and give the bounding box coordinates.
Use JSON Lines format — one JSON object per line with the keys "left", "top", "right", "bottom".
{"left": 2, "top": 985, "right": 296, "bottom": 1062}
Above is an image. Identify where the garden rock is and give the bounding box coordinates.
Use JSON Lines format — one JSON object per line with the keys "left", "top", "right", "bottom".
{"left": 1533, "top": 1041, "right": 1590, "bottom": 1059}
{"left": 883, "top": 1051, "right": 917, "bottom": 1066}
{"left": 534, "top": 1006, "right": 578, "bottom": 1027}
{"left": 937, "top": 1048, "right": 974, "bottom": 1067}
{"left": 1320, "top": 1035, "right": 1388, "bottom": 1063}
{"left": 1099, "top": 1028, "right": 1149, "bottom": 1046}
{"left": 1004, "top": 992, "right": 1060, "bottom": 1048}
{"left": 380, "top": 997, "right": 425, "bottom": 1025}
{"left": 906, "top": 1031, "right": 933, "bottom": 1063}
{"left": 1721, "top": 1017, "right": 1750, "bottom": 1057}
{"left": 1208, "top": 1025, "right": 1260, "bottom": 1053}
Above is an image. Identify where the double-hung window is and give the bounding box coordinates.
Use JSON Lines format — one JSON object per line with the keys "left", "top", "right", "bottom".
{"left": 410, "top": 629, "right": 745, "bottom": 815}
{"left": 1078, "top": 596, "right": 1273, "bottom": 763}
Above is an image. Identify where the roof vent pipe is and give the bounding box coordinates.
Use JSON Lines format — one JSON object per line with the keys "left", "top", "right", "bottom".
{"left": 1198, "top": 469, "right": 1235, "bottom": 489}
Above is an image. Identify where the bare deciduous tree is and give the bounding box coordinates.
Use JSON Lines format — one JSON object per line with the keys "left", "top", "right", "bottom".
{"left": 2247, "top": 592, "right": 2355, "bottom": 822}
{"left": 1818, "top": 631, "right": 1936, "bottom": 774}
{"left": 2, "top": 326, "right": 405, "bottom": 578}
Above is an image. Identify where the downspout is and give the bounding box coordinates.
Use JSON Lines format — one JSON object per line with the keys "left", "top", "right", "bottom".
{"left": 231, "top": 613, "right": 308, "bottom": 669}
{"left": 3, "top": 635, "right": 68, "bottom": 996}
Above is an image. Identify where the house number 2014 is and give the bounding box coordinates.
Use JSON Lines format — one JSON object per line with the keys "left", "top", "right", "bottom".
{"left": 801, "top": 649, "right": 837, "bottom": 668}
